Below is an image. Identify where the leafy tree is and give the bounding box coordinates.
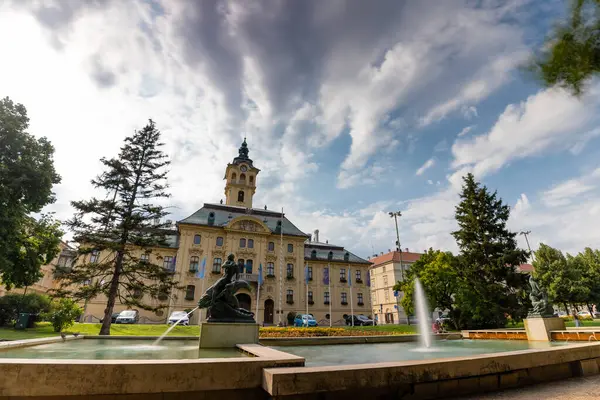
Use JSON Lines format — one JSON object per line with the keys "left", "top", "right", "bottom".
{"left": 576, "top": 247, "right": 600, "bottom": 316}
{"left": 0, "top": 292, "right": 51, "bottom": 326}
{"left": 528, "top": 0, "right": 600, "bottom": 95}
{"left": 532, "top": 243, "right": 588, "bottom": 313}
{"left": 54, "top": 120, "right": 178, "bottom": 335}
{"left": 43, "top": 298, "right": 83, "bottom": 332}
{"left": 0, "top": 97, "right": 62, "bottom": 288}
{"left": 396, "top": 249, "right": 460, "bottom": 327}
{"left": 451, "top": 173, "right": 529, "bottom": 329}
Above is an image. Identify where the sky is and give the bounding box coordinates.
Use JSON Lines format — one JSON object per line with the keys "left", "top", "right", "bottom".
{"left": 1, "top": 0, "right": 599, "bottom": 259}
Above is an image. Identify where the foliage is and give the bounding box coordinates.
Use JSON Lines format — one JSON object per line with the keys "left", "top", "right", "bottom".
{"left": 53, "top": 120, "right": 178, "bottom": 335}
{"left": 0, "top": 293, "right": 51, "bottom": 326}
{"left": 0, "top": 97, "right": 62, "bottom": 289}
{"left": 396, "top": 249, "right": 460, "bottom": 324}
{"left": 286, "top": 311, "right": 296, "bottom": 325}
{"left": 528, "top": 0, "right": 600, "bottom": 95}
{"left": 43, "top": 298, "right": 83, "bottom": 332}
{"left": 451, "top": 173, "right": 529, "bottom": 329}
{"left": 259, "top": 327, "right": 404, "bottom": 337}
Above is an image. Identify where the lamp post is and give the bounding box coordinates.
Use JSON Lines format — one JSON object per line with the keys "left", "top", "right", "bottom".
{"left": 389, "top": 211, "right": 404, "bottom": 324}
{"left": 519, "top": 230, "right": 533, "bottom": 260}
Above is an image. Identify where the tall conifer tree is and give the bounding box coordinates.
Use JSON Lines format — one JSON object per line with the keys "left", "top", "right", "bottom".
{"left": 55, "top": 120, "right": 178, "bottom": 335}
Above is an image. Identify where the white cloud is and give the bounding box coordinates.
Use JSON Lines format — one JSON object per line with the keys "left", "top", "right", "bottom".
{"left": 461, "top": 105, "right": 478, "bottom": 120}
{"left": 457, "top": 125, "right": 474, "bottom": 137}
{"left": 427, "top": 180, "right": 434, "bottom": 185}
{"left": 416, "top": 158, "right": 436, "bottom": 176}
{"left": 542, "top": 168, "right": 600, "bottom": 207}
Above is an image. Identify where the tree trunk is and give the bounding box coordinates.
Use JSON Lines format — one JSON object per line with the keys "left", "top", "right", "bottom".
{"left": 563, "top": 302, "right": 569, "bottom": 315}
{"left": 587, "top": 303, "right": 594, "bottom": 320}
{"left": 99, "top": 251, "right": 124, "bottom": 335}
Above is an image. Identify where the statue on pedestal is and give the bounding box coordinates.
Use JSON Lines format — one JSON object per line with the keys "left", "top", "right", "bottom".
{"left": 527, "top": 275, "right": 554, "bottom": 318}
{"left": 197, "top": 254, "right": 256, "bottom": 323}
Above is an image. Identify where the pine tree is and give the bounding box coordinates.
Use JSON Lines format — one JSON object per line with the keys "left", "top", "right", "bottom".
{"left": 452, "top": 173, "right": 528, "bottom": 328}
{"left": 55, "top": 120, "right": 178, "bottom": 335}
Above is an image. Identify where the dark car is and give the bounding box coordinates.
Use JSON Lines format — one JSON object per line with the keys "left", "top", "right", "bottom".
{"left": 100, "top": 312, "right": 120, "bottom": 324}
{"left": 115, "top": 310, "right": 139, "bottom": 324}
{"left": 344, "top": 314, "right": 375, "bottom": 326}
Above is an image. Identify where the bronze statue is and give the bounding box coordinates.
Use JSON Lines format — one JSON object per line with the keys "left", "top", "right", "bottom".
{"left": 528, "top": 275, "right": 554, "bottom": 317}
{"left": 197, "top": 254, "right": 256, "bottom": 323}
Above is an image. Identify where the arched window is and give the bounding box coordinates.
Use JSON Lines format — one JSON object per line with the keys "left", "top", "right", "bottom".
{"left": 189, "top": 256, "right": 199, "bottom": 272}
{"left": 246, "top": 259, "right": 253, "bottom": 273}
{"left": 238, "top": 259, "right": 245, "bottom": 273}
{"left": 238, "top": 190, "right": 244, "bottom": 202}
{"left": 249, "top": 175, "right": 254, "bottom": 184}
{"left": 248, "top": 239, "right": 254, "bottom": 248}
{"left": 231, "top": 172, "right": 237, "bottom": 181}
{"left": 193, "top": 235, "right": 201, "bottom": 245}
{"left": 311, "top": 250, "right": 317, "bottom": 259}
{"left": 240, "top": 238, "right": 246, "bottom": 248}
{"left": 239, "top": 173, "right": 246, "bottom": 183}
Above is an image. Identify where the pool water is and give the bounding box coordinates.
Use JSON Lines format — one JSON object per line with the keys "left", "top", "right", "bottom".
{"left": 0, "top": 339, "right": 247, "bottom": 360}
{"left": 272, "top": 339, "right": 568, "bottom": 367}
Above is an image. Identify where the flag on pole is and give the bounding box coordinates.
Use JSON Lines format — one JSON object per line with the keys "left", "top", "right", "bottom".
{"left": 196, "top": 257, "right": 206, "bottom": 279}
{"left": 258, "top": 263, "right": 263, "bottom": 286}
{"left": 304, "top": 263, "right": 310, "bottom": 284}
{"left": 348, "top": 267, "right": 352, "bottom": 286}
{"left": 323, "top": 267, "right": 329, "bottom": 285}
{"left": 366, "top": 271, "right": 371, "bottom": 287}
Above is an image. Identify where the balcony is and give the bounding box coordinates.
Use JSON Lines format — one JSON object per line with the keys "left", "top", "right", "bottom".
{"left": 341, "top": 301, "right": 348, "bottom": 306}
{"left": 324, "top": 301, "right": 330, "bottom": 305}
{"left": 266, "top": 273, "right": 275, "bottom": 279}
{"left": 286, "top": 274, "right": 295, "bottom": 281}
{"left": 358, "top": 302, "right": 364, "bottom": 306}
{"left": 356, "top": 279, "right": 363, "bottom": 284}
{"left": 339, "top": 278, "right": 347, "bottom": 283}
{"left": 238, "top": 273, "right": 259, "bottom": 282}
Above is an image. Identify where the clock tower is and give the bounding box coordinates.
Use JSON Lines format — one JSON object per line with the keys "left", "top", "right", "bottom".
{"left": 224, "top": 138, "right": 260, "bottom": 208}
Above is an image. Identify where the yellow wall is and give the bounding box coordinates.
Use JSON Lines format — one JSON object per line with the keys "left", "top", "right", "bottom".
{"left": 369, "top": 260, "right": 414, "bottom": 324}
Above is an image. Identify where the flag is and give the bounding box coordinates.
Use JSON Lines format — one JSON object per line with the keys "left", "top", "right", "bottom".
{"left": 304, "top": 263, "right": 309, "bottom": 284}
{"left": 196, "top": 257, "right": 206, "bottom": 279}
{"left": 323, "top": 267, "right": 329, "bottom": 285}
{"left": 258, "top": 263, "right": 263, "bottom": 286}
{"left": 366, "top": 271, "right": 371, "bottom": 287}
{"left": 348, "top": 267, "right": 352, "bottom": 286}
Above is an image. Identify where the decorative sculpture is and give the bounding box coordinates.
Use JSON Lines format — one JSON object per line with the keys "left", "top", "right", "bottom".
{"left": 197, "top": 254, "right": 256, "bottom": 323}
{"left": 528, "top": 275, "right": 554, "bottom": 317}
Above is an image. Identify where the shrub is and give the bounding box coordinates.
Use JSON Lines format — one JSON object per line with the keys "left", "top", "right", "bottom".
{"left": 43, "top": 298, "right": 83, "bottom": 332}
{"left": 0, "top": 292, "right": 51, "bottom": 326}
{"left": 258, "top": 327, "right": 402, "bottom": 338}
{"left": 286, "top": 311, "right": 296, "bottom": 326}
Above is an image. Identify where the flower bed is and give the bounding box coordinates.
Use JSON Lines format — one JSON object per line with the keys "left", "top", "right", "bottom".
{"left": 258, "top": 327, "right": 403, "bottom": 338}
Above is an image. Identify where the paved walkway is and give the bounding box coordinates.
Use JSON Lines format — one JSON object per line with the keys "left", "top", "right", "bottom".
{"left": 450, "top": 376, "right": 600, "bottom": 399}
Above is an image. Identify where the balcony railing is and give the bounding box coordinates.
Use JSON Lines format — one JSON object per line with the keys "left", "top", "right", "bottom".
{"left": 238, "top": 273, "right": 259, "bottom": 282}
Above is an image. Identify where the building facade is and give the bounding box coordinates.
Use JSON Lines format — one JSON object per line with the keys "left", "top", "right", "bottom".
{"left": 82, "top": 139, "right": 372, "bottom": 325}
{"left": 369, "top": 249, "right": 422, "bottom": 324}
{"left": 0, "top": 242, "right": 76, "bottom": 298}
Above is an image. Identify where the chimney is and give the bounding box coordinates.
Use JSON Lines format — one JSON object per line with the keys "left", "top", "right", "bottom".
{"left": 405, "top": 247, "right": 409, "bottom": 252}
{"left": 380, "top": 251, "right": 383, "bottom": 256}
{"left": 314, "top": 229, "right": 319, "bottom": 243}
{"left": 388, "top": 249, "right": 391, "bottom": 253}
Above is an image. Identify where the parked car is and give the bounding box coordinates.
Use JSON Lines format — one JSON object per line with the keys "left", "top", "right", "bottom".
{"left": 100, "top": 312, "right": 120, "bottom": 324}
{"left": 115, "top": 310, "right": 139, "bottom": 324}
{"left": 344, "top": 314, "right": 375, "bottom": 326}
{"left": 168, "top": 311, "right": 190, "bottom": 326}
{"left": 293, "top": 314, "right": 318, "bottom": 327}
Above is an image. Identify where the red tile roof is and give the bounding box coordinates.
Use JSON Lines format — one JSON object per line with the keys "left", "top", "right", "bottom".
{"left": 517, "top": 263, "right": 534, "bottom": 273}
{"left": 369, "top": 251, "right": 423, "bottom": 267}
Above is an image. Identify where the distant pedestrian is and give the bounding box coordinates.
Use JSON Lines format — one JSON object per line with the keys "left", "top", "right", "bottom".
{"left": 573, "top": 312, "right": 581, "bottom": 327}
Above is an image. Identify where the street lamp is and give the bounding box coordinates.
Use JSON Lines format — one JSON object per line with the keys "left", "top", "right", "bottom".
{"left": 389, "top": 211, "right": 404, "bottom": 324}
{"left": 519, "top": 230, "right": 533, "bottom": 259}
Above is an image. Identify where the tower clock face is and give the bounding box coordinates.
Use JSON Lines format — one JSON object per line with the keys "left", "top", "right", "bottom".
{"left": 240, "top": 165, "right": 248, "bottom": 172}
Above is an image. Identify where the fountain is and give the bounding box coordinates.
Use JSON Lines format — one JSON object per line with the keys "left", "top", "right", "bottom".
{"left": 414, "top": 278, "right": 432, "bottom": 348}
{"left": 153, "top": 306, "right": 198, "bottom": 346}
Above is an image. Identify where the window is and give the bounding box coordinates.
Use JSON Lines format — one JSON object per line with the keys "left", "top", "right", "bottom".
{"left": 189, "top": 256, "right": 199, "bottom": 272}
{"left": 193, "top": 234, "right": 201, "bottom": 245}
{"left": 249, "top": 175, "right": 254, "bottom": 184}
{"left": 311, "top": 250, "right": 317, "bottom": 259}
{"left": 185, "top": 285, "right": 195, "bottom": 301}
{"left": 240, "top": 238, "right": 246, "bottom": 248}
{"left": 286, "top": 263, "right": 294, "bottom": 279}
{"left": 90, "top": 250, "right": 99, "bottom": 263}
{"left": 286, "top": 289, "right": 294, "bottom": 304}
{"left": 307, "top": 266, "right": 313, "bottom": 281}
{"left": 341, "top": 292, "right": 348, "bottom": 305}
{"left": 140, "top": 253, "right": 149, "bottom": 262}
{"left": 238, "top": 190, "right": 244, "bottom": 202}
{"left": 58, "top": 256, "right": 68, "bottom": 267}
{"left": 238, "top": 259, "right": 245, "bottom": 273}
{"left": 163, "top": 256, "right": 175, "bottom": 271}
{"left": 383, "top": 275, "right": 388, "bottom": 286}
{"left": 358, "top": 293, "right": 364, "bottom": 305}
{"left": 212, "top": 258, "right": 222, "bottom": 273}
{"left": 246, "top": 259, "right": 253, "bottom": 273}
{"left": 231, "top": 172, "right": 237, "bottom": 181}
{"left": 267, "top": 262, "right": 275, "bottom": 276}
{"left": 385, "top": 291, "right": 390, "bottom": 302}
{"left": 355, "top": 270, "right": 362, "bottom": 282}
{"left": 248, "top": 239, "right": 254, "bottom": 248}
{"left": 240, "top": 173, "right": 246, "bottom": 182}
{"left": 287, "top": 243, "right": 293, "bottom": 253}
{"left": 340, "top": 268, "right": 347, "bottom": 282}
{"left": 308, "top": 291, "right": 314, "bottom": 304}
{"left": 268, "top": 242, "right": 275, "bottom": 251}
{"left": 324, "top": 291, "right": 330, "bottom": 304}
{"left": 216, "top": 237, "right": 224, "bottom": 246}
{"left": 327, "top": 251, "right": 333, "bottom": 260}
{"left": 344, "top": 252, "right": 349, "bottom": 261}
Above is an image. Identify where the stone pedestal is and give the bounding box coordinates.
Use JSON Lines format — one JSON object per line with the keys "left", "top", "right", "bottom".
{"left": 524, "top": 317, "right": 566, "bottom": 341}
{"left": 199, "top": 322, "right": 259, "bottom": 349}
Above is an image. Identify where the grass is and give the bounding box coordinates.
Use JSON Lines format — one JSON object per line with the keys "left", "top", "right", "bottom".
{"left": 1, "top": 322, "right": 417, "bottom": 341}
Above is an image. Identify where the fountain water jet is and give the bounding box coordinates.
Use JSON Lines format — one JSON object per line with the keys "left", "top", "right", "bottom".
{"left": 153, "top": 307, "right": 198, "bottom": 346}
{"left": 414, "top": 278, "right": 432, "bottom": 349}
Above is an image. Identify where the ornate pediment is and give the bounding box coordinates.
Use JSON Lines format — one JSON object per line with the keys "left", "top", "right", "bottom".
{"left": 189, "top": 248, "right": 204, "bottom": 256}
{"left": 226, "top": 216, "right": 270, "bottom": 234}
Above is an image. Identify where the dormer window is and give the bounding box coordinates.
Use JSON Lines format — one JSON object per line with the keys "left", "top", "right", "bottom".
{"left": 311, "top": 250, "right": 317, "bottom": 259}
{"left": 344, "top": 252, "right": 349, "bottom": 262}
{"left": 328, "top": 251, "right": 333, "bottom": 261}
